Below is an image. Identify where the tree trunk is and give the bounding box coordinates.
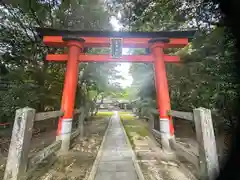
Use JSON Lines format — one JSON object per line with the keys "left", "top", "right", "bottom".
{"left": 78, "top": 107, "right": 85, "bottom": 137}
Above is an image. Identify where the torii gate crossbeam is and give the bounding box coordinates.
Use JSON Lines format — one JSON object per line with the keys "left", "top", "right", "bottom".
{"left": 37, "top": 28, "right": 195, "bottom": 152}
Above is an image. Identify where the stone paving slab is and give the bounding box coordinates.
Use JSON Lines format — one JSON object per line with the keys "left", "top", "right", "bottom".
{"left": 97, "top": 161, "right": 136, "bottom": 172}
{"left": 95, "top": 171, "right": 138, "bottom": 180}
{"left": 94, "top": 111, "right": 139, "bottom": 180}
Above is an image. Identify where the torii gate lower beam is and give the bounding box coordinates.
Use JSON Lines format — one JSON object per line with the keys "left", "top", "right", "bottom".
{"left": 37, "top": 28, "right": 195, "bottom": 152}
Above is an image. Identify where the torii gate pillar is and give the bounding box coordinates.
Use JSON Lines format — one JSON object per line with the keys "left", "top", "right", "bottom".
{"left": 57, "top": 37, "right": 85, "bottom": 152}
{"left": 150, "top": 39, "right": 174, "bottom": 151}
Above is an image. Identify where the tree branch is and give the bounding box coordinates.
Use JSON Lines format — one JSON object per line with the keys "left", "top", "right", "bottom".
{"left": 47, "top": 0, "right": 54, "bottom": 27}
{"left": 28, "top": 0, "right": 43, "bottom": 27}
{"left": 1, "top": 3, "right": 34, "bottom": 44}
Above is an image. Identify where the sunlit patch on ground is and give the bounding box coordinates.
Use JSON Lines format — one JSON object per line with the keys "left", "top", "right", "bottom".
{"left": 95, "top": 111, "right": 114, "bottom": 117}
{"left": 119, "top": 112, "right": 136, "bottom": 121}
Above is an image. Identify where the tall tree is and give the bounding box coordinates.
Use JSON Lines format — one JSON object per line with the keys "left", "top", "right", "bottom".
{"left": 107, "top": 0, "right": 239, "bottom": 132}
{"left": 0, "top": 0, "right": 122, "bottom": 122}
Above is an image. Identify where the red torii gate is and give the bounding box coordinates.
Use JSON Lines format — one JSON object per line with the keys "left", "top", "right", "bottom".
{"left": 37, "top": 28, "right": 195, "bottom": 151}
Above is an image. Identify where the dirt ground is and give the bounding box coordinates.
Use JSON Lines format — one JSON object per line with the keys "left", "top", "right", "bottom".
{"left": 121, "top": 117, "right": 197, "bottom": 180}
{"left": 28, "top": 116, "right": 109, "bottom": 180}
{"left": 0, "top": 116, "right": 110, "bottom": 180}
{"left": 0, "top": 129, "right": 57, "bottom": 179}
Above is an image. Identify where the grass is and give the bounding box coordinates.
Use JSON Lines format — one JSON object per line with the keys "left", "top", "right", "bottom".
{"left": 124, "top": 125, "right": 149, "bottom": 137}
{"left": 118, "top": 111, "right": 133, "bottom": 115}
{"left": 96, "top": 111, "right": 133, "bottom": 119}
{"left": 96, "top": 111, "right": 114, "bottom": 117}
{"left": 125, "top": 127, "right": 136, "bottom": 149}
{"left": 119, "top": 114, "right": 135, "bottom": 121}
{"left": 94, "top": 111, "right": 134, "bottom": 120}
{"left": 90, "top": 111, "right": 114, "bottom": 120}
{"left": 121, "top": 118, "right": 149, "bottom": 149}
{"left": 120, "top": 116, "right": 148, "bottom": 137}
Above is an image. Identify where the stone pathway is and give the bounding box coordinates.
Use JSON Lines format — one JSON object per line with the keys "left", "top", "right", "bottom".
{"left": 94, "top": 111, "right": 140, "bottom": 180}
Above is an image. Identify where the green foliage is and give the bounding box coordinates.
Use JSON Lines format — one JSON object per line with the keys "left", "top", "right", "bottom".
{"left": 1, "top": 0, "right": 238, "bottom": 136}
{"left": 0, "top": 0, "right": 121, "bottom": 123}
{"left": 108, "top": 0, "right": 239, "bottom": 132}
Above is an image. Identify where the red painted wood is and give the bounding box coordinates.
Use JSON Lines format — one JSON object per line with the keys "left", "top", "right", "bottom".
{"left": 151, "top": 44, "right": 174, "bottom": 136}
{"left": 43, "top": 36, "right": 189, "bottom": 48}
{"left": 57, "top": 41, "right": 83, "bottom": 135}
{"left": 46, "top": 54, "right": 180, "bottom": 63}
{"left": 47, "top": 54, "right": 68, "bottom": 61}
{"left": 46, "top": 34, "right": 187, "bottom": 136}
{"left": 164, "top": 55, "right": 180, "bottom": 63}
{"left": 46, "top": 54, "right": 153, "bottom": 62}
{"left": 0, "top": 122, "right": 11, "bottom": 126}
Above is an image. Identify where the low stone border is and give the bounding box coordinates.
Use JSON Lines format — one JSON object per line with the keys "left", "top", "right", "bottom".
{"left": 85, "top": 116, "right": 112, "bottom": 180}
{"left": 119, "top": 115, "right": 145, "bottom": 180}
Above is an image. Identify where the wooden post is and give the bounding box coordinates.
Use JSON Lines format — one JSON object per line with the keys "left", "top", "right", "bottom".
{"left": 193, "top": 107, "right": 219, "bottom": 180}
{"left": 4, "top": 107, "right": 35, "bottom": 180}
